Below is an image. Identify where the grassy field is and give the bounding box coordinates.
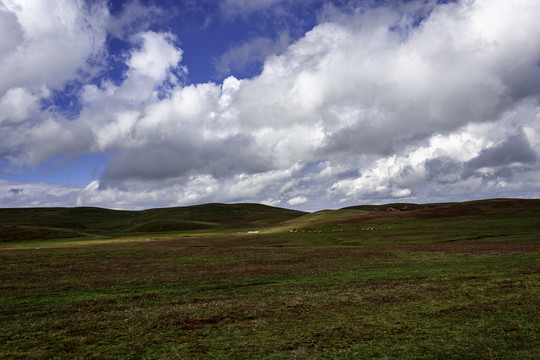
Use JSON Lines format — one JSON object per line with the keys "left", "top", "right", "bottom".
{"left": 1, "top": 199, "right": 539, "bottom": 359}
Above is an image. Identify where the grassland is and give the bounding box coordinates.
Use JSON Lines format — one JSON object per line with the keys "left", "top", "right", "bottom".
{"left": 1, "top": 199, "right": 539, "bottom": 359}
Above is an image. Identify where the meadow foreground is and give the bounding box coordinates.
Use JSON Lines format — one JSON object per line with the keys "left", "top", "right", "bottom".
{"left": 1, "top": 199, "right": 539, "bottom": 359}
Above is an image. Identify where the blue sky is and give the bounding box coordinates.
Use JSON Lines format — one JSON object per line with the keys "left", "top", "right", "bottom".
{"left": 1, "top": 0, "right": 540, "bottom": 210}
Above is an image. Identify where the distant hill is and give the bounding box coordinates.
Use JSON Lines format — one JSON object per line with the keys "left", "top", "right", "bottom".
{"left": 0, "top": 203, "right": 306, "bottom": 242}
{"left": 268, "top": 198, "right": 540, "bottom": 245}
{"left": 1, "top": 198, "right": 539, "bottom": 244}
{"left": 342, "top": 202, "right": 451, "bottom": 212}
{"left": 340, "top": 198, "right": 540, "bottom": 218}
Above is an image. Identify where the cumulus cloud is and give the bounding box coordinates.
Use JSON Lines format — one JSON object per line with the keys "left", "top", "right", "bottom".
{"left": 465, "top": 132, "right": 537, "bottom": 172}
{"left": 0, "top": 87, "right": 41, "bottom": 125}
{"left": 329, "top": 100, "right": 540, "bottom": 205}
{"left": 288, "top": 196, "right": 308, "bottom": 205}
{"left": 0, "top": 4, "right": 23, "bottom": 55}
{"left": 106, "top": 0, "right": 167, "bottom": 40}
{"left": 0, "top": 180, "right": 81, "bottom": 208}
{"left": 0, "top": 0, "right": 108, "bottom": 165}
{"left": 1, "top": 0, "right": 540, "bottom": 210}
{"left": 0, "top": 0, "right": 108, "bottom": 95}
{"left": 215, "top": 32, "right": 291, "bottom": 77}
{"left": 127, "top": 31, "right": 183, "bottom": 84}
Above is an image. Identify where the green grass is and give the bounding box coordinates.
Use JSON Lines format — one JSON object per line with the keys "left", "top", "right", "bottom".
{"left": 0, "top": 203, "right": 306, "bottom": 247}
{"left": 0, "top": 199, "right": 539, "bottom": 358}
{"left": 2, "top": 198, "right": 539, "bottom": 248}
{"left": 266, "top": 199, "right": 540, "bottom": 246}
{"left": 0, "top": 224, "right": 86, "bottom": 242}
{"left": 1, "top": 242, "right": 538, "bottom": 359}
{"left": 126, "top": 219, "right": 218, "bottom": 232}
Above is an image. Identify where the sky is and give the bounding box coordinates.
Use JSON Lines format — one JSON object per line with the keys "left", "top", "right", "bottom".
{"left": 1, "top": 0, "right": 540, "bottom": 211}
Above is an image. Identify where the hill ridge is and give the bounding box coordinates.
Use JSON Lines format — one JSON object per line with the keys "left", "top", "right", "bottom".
{"left": 1, "top": 198, "right": 539, "bottom": 245}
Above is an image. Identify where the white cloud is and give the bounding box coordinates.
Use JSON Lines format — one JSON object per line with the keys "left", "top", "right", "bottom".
{"left": 391, "top": 188, "right": 411, "bottom": 198}
{"left": 261, "top": 198, "right": 282, "bottom": 207}
{"left": 1, "top": 0, "right": 540, "bottom": 210}
{"left": 0, "top": 87, "right": 41, "bottom": 125}
{"left": 0, "top": 0, "right": 108, "bottom": 165}
{"left": 215, "top": 32, "right": 291, "bottom": 76}
{"left": 0, "top": 180, "right": 81, "bottom": 208}
{"left": 0, "top": 0, "right": 108, "bottom": 95}
{"left": 127, "top": 31, "right": 183, "bottom": 83}
{"left": 106, "top": 0, "right": 166, "bottom": 40}
{"left": 288, "top": 196, "right": 308, "bottom": 205}
{"left": 0, "top": 4, "right": 23, "bottom": 55}
{"left": 76, "top": 167, "right": 298, "bottom": 209}
{"left": 328, "top": 99, "right": 540, "bottom": 205}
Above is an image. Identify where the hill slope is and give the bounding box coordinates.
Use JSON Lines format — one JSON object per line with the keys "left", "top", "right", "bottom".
{"left": 271, "top": 198, "right": 540, "bottom": 245}
{"left": 1, "top": 198, "right": 539, "bottom": 245}
{"left": 0, "top": 203, "right": 306, "bottom": 242}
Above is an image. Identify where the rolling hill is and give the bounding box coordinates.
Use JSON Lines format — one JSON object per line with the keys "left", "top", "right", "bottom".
{"left": 0, "top": 203, "right": 306, "bottom": 243}
{"left": 1, "top": 198, "right": 539, "bottom": 245}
